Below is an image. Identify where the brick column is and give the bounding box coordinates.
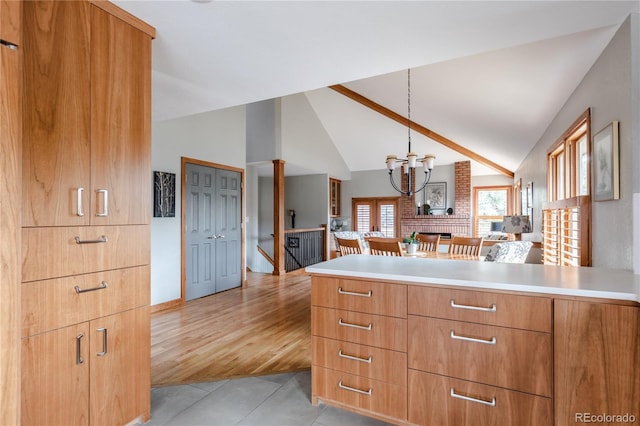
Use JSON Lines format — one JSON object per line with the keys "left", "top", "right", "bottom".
{"left": 454, "top": 161, "right": 471, "bottom": 217}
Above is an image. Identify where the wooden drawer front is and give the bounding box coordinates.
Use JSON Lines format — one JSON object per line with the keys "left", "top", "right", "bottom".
{"left": 408, "top": 370, "right": 551, "bottom": 426}
{"left": 312, "top": 337, "right": 406, "bottom": 387}
{"left": 22, "top": 266, "right": 149, "bottom": 337}
{"left": 407, "top": 285, "right": 551, "bottom": 332}
{"left": 312, "top": 306, "right": 406, "bottom": 352}
{"left": 312, "top": 277, "right": 406, "bottom": 318}
{"left": 312, "top": 366, "right": 406, "bottom": 421}
{"left": 408, "top": 316, "right": 551, "bottom": 396}
{"left": 22, "top": 225, "right": 150, "bottom": 282}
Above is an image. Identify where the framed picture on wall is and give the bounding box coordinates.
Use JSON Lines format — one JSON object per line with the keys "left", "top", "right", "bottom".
{"left": 593, "top": 121, "right": 620, "bottom": 201}
{"left": 153, "top": 171, "right": 176, "bottom": 217}
{"left": 424, "top": 182, "right": 447, "bottom": 210}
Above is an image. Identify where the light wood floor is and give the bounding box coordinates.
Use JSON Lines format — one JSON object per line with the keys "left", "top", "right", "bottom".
{"left": 150, "top": 271, "right": 311, "bottom": 387}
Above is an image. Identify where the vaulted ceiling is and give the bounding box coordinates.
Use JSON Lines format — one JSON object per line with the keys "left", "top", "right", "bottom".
{"left": 114, "top": 1, "right": 639, "bottom": 176}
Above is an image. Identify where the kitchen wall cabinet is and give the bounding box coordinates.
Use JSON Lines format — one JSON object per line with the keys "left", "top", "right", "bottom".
{"left": 20, "top": 1, "right": 154, "bottom": 425}
{"left": 330, "top": 178, "right": 341, "bottom": 217}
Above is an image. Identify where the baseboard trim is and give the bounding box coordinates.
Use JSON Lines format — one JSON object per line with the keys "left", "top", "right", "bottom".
{"left": 150, "top": 298, "right": 183, "bottom": 313}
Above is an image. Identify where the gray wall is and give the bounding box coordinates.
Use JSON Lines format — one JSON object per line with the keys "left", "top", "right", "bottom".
{"left": 285, "top": 174, "right": 329, "bottom": 230}
{"left": 516, "top": 16, "right": 637, "bottom": 269}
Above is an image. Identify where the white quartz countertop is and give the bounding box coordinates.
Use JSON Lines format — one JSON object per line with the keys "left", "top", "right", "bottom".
{"left": 306, "top": 255, "right": 640, "bottom": 303}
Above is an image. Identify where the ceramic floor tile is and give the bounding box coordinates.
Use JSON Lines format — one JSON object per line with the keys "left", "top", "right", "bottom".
{"left": 238, "top": 372, "right": 322, "bottom": 426}
{"left": 162, "top": 376, "right": 282, "bottom": 426}
{"left": 146, "top": 384, "right": 210, "bottom": 425}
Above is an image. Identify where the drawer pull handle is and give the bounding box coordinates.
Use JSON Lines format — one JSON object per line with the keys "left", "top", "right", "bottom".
{"left": 450, "top": 299, "right": 496, "bottom": 312}
{"left": 338, "top": 349, "right": 372, "bottom": 364}
{"left": 77, "top": 188, "right": 85, "bottom": 217}
{"left": 96, "top": 328, "right": 107, "bottom": 356}
{"left": 76, "top": 333, "right": 84, "bottom": 365}
{"left": 450, "top": 388, "right": 496, "bottom": 406}
{"left": 338, "top": 318, "right": 372, "bottom": 331}
{"left": 338, "top": 381, "right": 372, "bottom": 396}
{"left": 75, "top": 235, "right": 108, "bottom": 244}
{"left": 75, "top": 281, "right": 108, "bottom": 294}
{"left": 338, "top": 287, "right": 372, "bottom": 297}
{"left": 450, "top": 330, "right": 496, "bottom": 345}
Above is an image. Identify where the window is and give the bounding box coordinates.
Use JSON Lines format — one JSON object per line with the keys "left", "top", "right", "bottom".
{"left": 548, "top": 110, "right": 590, "bottom": 202}
{"left": 473, "top": 186, "right": 512, "bottom": 237}
{"left": 352, "top": 197, "right": 400, "bottom": 238}
{"left": 544, "top": 109, "right": 591, "bottom": 266}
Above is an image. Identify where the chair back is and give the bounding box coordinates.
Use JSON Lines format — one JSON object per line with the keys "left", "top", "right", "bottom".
{"left": 416, "top": 234, "right": 440, "bottom": 252}
{"left": 368, "top": 238, "right": 404, "bottom": 257}
{"left": 448, "top": 236, "right": 483, "bottom": 256}
{"left": 335, "top": 237, "right": 364, "bottom": 256}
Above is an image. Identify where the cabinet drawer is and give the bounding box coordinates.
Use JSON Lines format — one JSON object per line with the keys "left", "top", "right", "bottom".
{"left": 22, "top": 225, "right": 149, "bottom": 282}
{"left": 408, "top": 286, "right": 551, "bottom": 332}
{"left": 408, "top": 316, "right": 551, "bottom": 396}
{"left": 312, "top": 277, "right": 406, "bottom": 318}
{"left": 22, "top": 266, "right": 149, "bottom": 337}
{"left": 312, "top": 337, "right": 406, "bottom": 387}
{"left": 408, "top": 370, "right": 551, "bottom": 426}
{"left": 312, "top": 366, "right": 406, "bottom": 421}
{"left": 311, "top": 306, "right": 406, "bottom": 352}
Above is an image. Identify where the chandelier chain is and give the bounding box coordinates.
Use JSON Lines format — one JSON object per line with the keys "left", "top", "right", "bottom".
{"left": 407, "top": 69, "right": 411, "bottom": 152}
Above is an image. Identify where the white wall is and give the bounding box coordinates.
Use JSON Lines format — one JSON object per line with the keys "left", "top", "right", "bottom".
{"left": 517, "top": 16, "right": 636, "bottom": 269}
{"left": 281, "top": 94, "right": 351, "bottom": 181}
{"left": 151, "top": 106, "right": 246, "bottom": 305}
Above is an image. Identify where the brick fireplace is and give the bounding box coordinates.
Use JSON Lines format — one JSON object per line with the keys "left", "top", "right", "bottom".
{"left": 400, "top": 161, "right": 472, "bottom": 238}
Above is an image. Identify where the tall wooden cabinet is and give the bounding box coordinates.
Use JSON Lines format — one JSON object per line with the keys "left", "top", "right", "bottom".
{"left": 0, "top": 1, "right": 22, "bottom": 423}
{"left": 20, "top": 2, "right": 154, "bottom": 425}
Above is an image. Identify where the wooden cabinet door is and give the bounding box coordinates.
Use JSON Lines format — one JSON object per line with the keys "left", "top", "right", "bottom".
{"left": 22, "top": 0, "right": 91, "bottom": 227}
{"left": 0, "top": 0, "right": 21, "bottom": 45}
{"left": 90, "top": 307, "right": 151, "bottom": 425}
{"left": 554, "top": 300, "right": 639, "bottom": 425}
{"left": 91, "top": 6, "right": 151, "bottom": 225}
{"left": 21, "top": 324, "right": 90, "bottom": 426}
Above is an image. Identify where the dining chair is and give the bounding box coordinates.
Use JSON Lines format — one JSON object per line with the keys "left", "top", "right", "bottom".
{"left": 416, "top": 234, "right": 440, "bottom": 252}
{"left": 335, "top": 237, "right": 364, "bottom": 256}
{"left": 448, "top": 236, "right": 483, "bottom": 256}
{"left": 368, "top": 238, "right": 404, "bottom": 256}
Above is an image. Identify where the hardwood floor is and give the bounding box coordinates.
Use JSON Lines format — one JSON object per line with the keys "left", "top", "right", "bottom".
{"left": 150, "top": 271, "right": 311, "bottom": 387}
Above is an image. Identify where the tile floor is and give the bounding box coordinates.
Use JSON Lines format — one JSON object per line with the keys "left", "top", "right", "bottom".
{"left": 147, "top": 370, "right": 392, "bottom": 426}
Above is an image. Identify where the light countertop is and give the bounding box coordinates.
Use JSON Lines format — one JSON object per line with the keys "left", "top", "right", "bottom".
{"left": 306, "top": 255, "right": 640, "bottom": 303}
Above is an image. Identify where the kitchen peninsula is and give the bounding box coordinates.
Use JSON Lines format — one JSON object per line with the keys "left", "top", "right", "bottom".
{"left": 307, "top": 255, "right": 640, "bottom": 426}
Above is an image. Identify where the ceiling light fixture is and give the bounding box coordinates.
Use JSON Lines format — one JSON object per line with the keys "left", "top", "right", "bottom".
{"left": 386, "top": 69, "right": 435, "bottom": 197}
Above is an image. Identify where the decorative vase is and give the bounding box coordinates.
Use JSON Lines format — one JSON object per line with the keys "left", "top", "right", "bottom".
{"left": 407, "top": 243, "right": 418, "bottom": 254}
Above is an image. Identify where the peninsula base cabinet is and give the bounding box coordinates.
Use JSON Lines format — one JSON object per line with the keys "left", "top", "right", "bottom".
{"left": 554, "top": 300, "right": 640, "bottom": 425}
{"left": 310, "top": 276, "right": 640, "bottom": 426}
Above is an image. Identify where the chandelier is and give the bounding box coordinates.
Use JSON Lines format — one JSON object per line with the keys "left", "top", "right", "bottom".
{"left": 386, "top": 69, "right": 435, "bottom": 197}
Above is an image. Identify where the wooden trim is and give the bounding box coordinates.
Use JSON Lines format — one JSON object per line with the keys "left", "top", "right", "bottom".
{"left": 330, "top": 84, "right": 514, "bottom": 179}
{"left": 180, "top": 156, "right": 246, "bottom": 299}
{"left": 273, "top": 160, "right": 286, "bottom": 275}
{"left": 150, "top": 299, "right": 183, "bottom": 314}
{"left": 257, "top": 245, "right": 275, "bottom": 267}
{"left": 89, "top": 0, "right": 156, "bottom": 38}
